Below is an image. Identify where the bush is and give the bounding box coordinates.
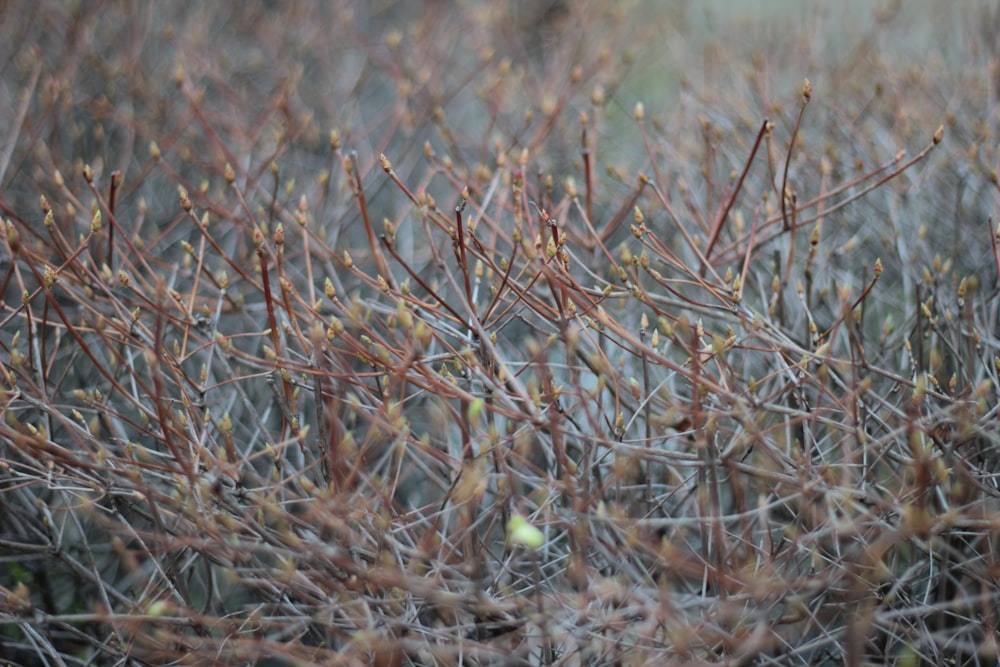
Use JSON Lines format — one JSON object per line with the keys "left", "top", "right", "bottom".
{"left": 1, "top": 1, "right": 999, "bottom": 665}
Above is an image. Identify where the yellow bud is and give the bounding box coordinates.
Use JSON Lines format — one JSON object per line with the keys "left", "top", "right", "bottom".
{"left": 506, "top": 515, "right": 544, "bottom": 549}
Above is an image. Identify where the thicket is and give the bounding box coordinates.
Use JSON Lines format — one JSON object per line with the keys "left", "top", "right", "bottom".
{"left": 2, "top": 2, "right": 1000, "bottom": 665}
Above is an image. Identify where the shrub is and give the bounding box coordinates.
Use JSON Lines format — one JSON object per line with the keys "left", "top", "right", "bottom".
{"left": 1, "top": 1, "right": 999, "bottom": 665}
